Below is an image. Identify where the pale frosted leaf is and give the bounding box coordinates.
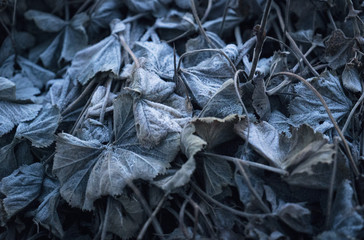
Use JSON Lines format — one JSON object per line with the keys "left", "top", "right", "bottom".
{"left": 342, "top": 64, "right": 362, "bottom": 93}
{"left": 25, "top": 10, "right": 66, "bottom": 32}
{"left": 0, "top": 163, "right": 44, "bottom": 225}
{"left": 289, "top": 71, "right": 352, "bottom": 133}
{"left": 53, "top": 133, "right": 103, "bottom": 209}
{"left": 16, "top": 104, "right": 60, "bottom": 148}
{"left": 34, "top": 178, "right": 63, "bottom": 238}
{"left": 0, "top": 101, "right": 42, "bottom": 137}
{"left": 0, "top": 77, "right": 15, "bottom": 101}
{"left": 67, "top": 34, "right": 121, "bottom": 85}
{"left": 200, "top": 79, "right": 243, "bottom": 118}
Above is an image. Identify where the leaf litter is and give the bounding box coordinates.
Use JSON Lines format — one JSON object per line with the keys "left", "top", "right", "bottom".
{"left": 1, "top": 0, "right": 364, "bottom": 239}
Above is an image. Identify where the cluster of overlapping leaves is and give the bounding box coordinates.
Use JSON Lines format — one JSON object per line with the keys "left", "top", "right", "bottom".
{"left": 1, "top": 0, "right": 364, "bottom": 239}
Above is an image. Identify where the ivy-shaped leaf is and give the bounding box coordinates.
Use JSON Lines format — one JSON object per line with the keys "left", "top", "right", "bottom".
{"left": 0, "top": 163, "right": 44, "bottom": 225}
{"left": 289, "top": 71, "right": 352, "bottom": 133}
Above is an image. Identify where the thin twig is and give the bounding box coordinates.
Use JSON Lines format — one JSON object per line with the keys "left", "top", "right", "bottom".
{"left": 127, "top": 181, "right": 164, "bottom": 238}
{"left": 190, "top": 0, "right": 216, "bottom": 48}
{"left": 325, "top": 137, "right": 339, "bottom": 229}
{"left": 62, "top": 78, "right": 97, "bottom": 116}
{"left": 99, "top": 78, "right": 113, "bottom": 124}
{"left": 235, "top": 161, "right": 271, "bottom": 213}
{"left": 219, "top": 0, "right": 231, "bottom": 36}
{"left": 327, "top": 9, "right": 337, "bottom": 30}
{"left": 119, "top": 34, "right": 140, "bottom": 68}
{"left": 179, "top": 195, "right": 192, "bottom": 239}
{"left": 101, "top": 197, "right": 111, "bottom": 240}
{"left": 273, "top": 71, "right": 360, "bottom": 177}
{"left": 75, "top": 0, "right": 92, "bottom": 14}
{"left": 248, "top": 0, "right": 273, "bottom": 80}
{"left": 191, "top": 182, "right": 273, "bottom": 218}
{"left": 285, "top": 32, "right": 319, "bottom": 77}
{"left": 233, "top": 70, "right": 250, "bottom": 153}
{"left": 137, "top": 193, "right": 168, "bottom": 240}
{"left": 201, "top": 0, "right": 213, "bottom": 23}
{"left": 342, "top": 90, "right": 364, "bottom": 135}
{"left": 234, "top": 26, "right": 242, "bottom": 46}
{"left": 201, "top": 152, "right": 289, "bottom": 175}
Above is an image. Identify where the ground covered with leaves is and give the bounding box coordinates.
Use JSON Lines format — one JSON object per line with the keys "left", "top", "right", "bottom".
{"left": 1, "top": 0, "right": 364, "bottom": 239}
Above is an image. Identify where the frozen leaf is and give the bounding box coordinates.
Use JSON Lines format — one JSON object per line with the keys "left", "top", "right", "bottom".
{"left": 106, "top": 194, "right": 145, "bottom": 239}
{"left": 0, "top": 163, "right": 44, "bottom": 225}
{"left": 54, "top": 93, "right": 180, "bottom": 210}
{"left": 88, "top": 0, "right": 122, "bottom": 36}
{"left": 199, "top": 79, "right": 244, "bottom": 118}
{"left": 324, "top": 30, "right": 355, "bottom": 69}
{"left": 11, "top": 74, "right": 40, "bottom": 101}
{"left": 67, "top": 33, "right": 121, "bottom": 85}
{"left": 235, "top": 121, "right": 340, "bottom": 188}
{"left": 53, "top": 133, "right": 103, "bottom": 209}
{"left": 184, "top": 31, "right": 226, "bottom": 67}
{"left": 34, "top": 178, "right": 63, "bottom": 238}
{"left": 252, "top": 76, "right": 271, "bottom": 120}
{"left": 35, "top": 13, "right": 89, "bottom": 68}
{"left": 290, "top": 29, "right": 324, "bottom": 47}
{"left": 277, "top": 203, "right": 313, "bottom": 234}
{"left": 0, "top": 101, "right": 42, "bottom": 137}
{"left": 180, "top": 44, "right": 238, "bottom": 107}
{"left": 133, "top": 41, "right": 177, "bottom": 80}
{"left": 128, "top": 67, "right": 191, "bottom": 147}
{"left": 289, "top": 71, "right": 352, "bottom": 133}
{"left": 318, "top": 180, "right": 364, "bottom": 239}
{"left": 268, "top": 110, "right": 292, "bottom": 137}
{"left": 342, "top": 64, "right": 362, "bottom": 93}
{"left": 0, "top": 55, "right": 56, "bottom": 89}
{"left": 202, "top": 9, "right": 242, "bottom": 34}
{"left": 0, "top": 141, "right": 17, "bottom": 180}
{"left": 16, "top": 104, "right": 61, "bottom": 148}
{"left": 25, "top": 10, "right": 66, "bottom": 32}
{"left": 78, "top": 119, "right": 111, "bottom": 143}
{"left": 124, "top": 0, "right": 170, "bottom": 17}
{"left": 0, "top": 77, "right": 15, "bottom": 101}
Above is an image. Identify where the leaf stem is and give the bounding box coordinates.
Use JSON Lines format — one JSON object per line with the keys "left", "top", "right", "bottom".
{"left": 342, "top": 90, "right": 364, "bottom": 135}
{"left": 99, "top": 78, "right": 112, "bottom": 124}
{"left": 248, "top": 0, "right": 273, "bottom": 80}
{"left": 273, "top": 71, "right": 360, "bottom": 177}
{"left": 191, "top": 182, "right": 273, "bottom": 218}
{"left": 190, "top": 0, "right": 216, "bottom": 48}
{"left": 201, "top": 152, "right": 288, "bottom": 176}
{"left": 325, "top": 137, "right": 339, "bottom": 229}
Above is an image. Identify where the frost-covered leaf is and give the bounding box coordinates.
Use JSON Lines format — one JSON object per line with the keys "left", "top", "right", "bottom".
{"left": 290, "top": 29, "right": 324, "bottom": 47}
{"left": 24, "top": 10, "right": 66, "bottom": 32}
{"left": 0, "top": 163, "right": 44, "bottom": 225}
{"left": 105, "top": 194, "right": 145, "bottom": 239}
{"left": 235, "top": 121, "right": 341, "bottom": 188}
{"left": 133, "top": 41, "right": 177, "bottom": 80}
{"left": 67, "top": 33, "right": 121, "bottom": 85}
{"left": 53, "top": 133, "right": 103, "bottom": 209}
{"left": 180, "top": 44, "right": 238, "bottom": 107}
{"left": 0, "top": 77, "right": 15, "bottom": 101}
{"left": 16, "top": 104, "right": 60, "bottom": 148}
{"left": 11, "top": 74, "right": 40, "bottom": 101}
{"left": 124, "top": 0, "right": 170, "bottom": 17}
{"left": 0, "top": 55, "right": 56, "bottom": 89}
{"left": 78, "top": 119, "right": 110, "bottom": 143}
{"left": 128, "top": 67, "right": 191, "bottom": 147}
{"left": 268, "top": 110, "right": 292, "bottom": 137}
{"left": 54, "top": 93, "right": 180, "bottom": 210}
{"left": 342, "top": 64, "right": 362, "bottom": 93}
{"left": 34, "top": 177, "right": 63, "bottom": 238}
{"left": 88, "top": 0, "right": 122, "bottom": 37}
{"left": 324, "top": 30, "right": 355, "bottom": 69}
{"left": 0, "top": 101, "right": 42, "bottom": 137}
{"left": 33, "top": 13, "right": 89, "bottom": 68}
{"left": 199, "top": 79, "right": 243, "bottom": 118}
{"left": 318, "top": 180, "right": 364, "bottom": 240}
{"left": 289, "top": 71, "right": 352, "bottom": 133}
{"left": 252, "top": 76, "right": 271, "bottom": 120}
{"left": 277, "top": 203, "right": 313, "bottom": 234}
